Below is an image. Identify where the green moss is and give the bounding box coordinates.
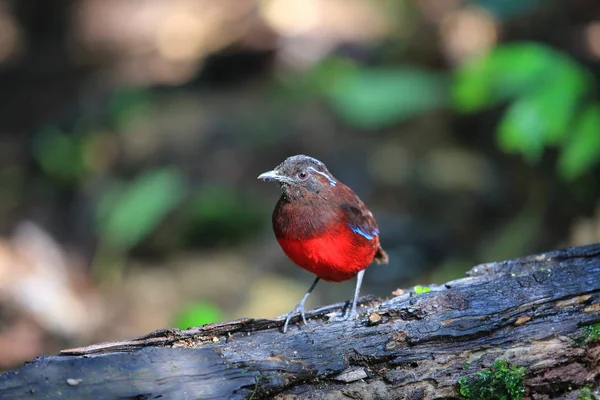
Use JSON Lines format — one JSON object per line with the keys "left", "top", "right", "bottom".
{"left": 458, "top": 360, "right": 526, "bottom": 400}
{"left": 577, "top": 387, "right": 593, "bottom": 400}
{"left": 577, "top": 386, "right": 600, "bottom": 400}
{"left": 582, "top": 323, "right": 600, "bottom": 342}
{"left": 414, "top": 285, "right": 431, "bottom": 294}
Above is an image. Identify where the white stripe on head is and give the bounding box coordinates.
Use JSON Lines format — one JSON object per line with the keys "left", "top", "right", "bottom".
{"left": 307, "top": 167, "right": 336, "bottom": 186}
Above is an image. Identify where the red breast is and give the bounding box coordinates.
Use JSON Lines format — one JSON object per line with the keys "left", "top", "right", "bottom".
{"left": 276, "top": 222, "right": 380, "bottom": 282}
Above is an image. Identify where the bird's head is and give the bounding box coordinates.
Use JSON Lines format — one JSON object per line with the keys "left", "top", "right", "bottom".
{"left": 258, "top": 155, "right": 337, "bottom": 198}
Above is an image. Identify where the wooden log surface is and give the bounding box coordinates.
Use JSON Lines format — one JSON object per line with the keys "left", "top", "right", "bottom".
{"left": 1, "top": 244, "right": 599, "bottom": 399}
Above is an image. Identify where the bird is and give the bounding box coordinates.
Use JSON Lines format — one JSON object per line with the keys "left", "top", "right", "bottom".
{"left": 258, "top": 155, "right": 388, "bottom": 333}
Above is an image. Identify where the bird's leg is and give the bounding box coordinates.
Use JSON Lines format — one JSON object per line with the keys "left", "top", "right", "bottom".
{"left": 330, "top": 270, "right": 365, "bottom": 322}
{"left": 347, "top": 269, "right": 365, "bottom": 319}
{"left": 282, "top": 277, "right": 320, "bottom": 333}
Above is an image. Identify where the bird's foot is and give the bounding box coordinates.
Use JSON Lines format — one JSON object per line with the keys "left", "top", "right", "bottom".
{"left": 329, "top": 307, "right": 359, "bottom": 322}
{"left": 282, "top": 303, "right": 308, "bottom": 333}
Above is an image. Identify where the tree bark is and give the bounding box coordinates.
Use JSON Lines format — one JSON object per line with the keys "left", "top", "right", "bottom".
{"left": 1, "top": 244, "right": 599, "bottom": 400}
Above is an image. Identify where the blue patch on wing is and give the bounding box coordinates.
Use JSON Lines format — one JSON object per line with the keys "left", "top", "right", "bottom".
{"left": 350, "top": 225, "right": 378, "bottom": 240}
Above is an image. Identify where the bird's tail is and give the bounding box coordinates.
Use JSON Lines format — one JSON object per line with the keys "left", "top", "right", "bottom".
{"left": 374, "top": 245, "right": 389, "bottom": 264}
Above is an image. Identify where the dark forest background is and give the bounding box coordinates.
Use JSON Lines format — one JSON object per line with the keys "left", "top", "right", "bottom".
{"left": 1, "top": 0, "right": 600, "bottom": 370}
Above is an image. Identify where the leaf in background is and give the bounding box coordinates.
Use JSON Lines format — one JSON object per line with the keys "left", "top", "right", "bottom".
{"left": 292, "top": 57, "right": 358, "bottom": 99}
{"left": 175, "top": 301, "right": 223, "bottom": 329}
{"left": 458, "top": 42, "right": 593, "bottom": 164}
{"left": 186, "top": 185, "right": 267, "bottom": 246}
{"left": 497, "top": 94, "right": 548, "bottom": 163}
{"left": 452, "top": 43, "right": 559, "bottom": 112}
{"left": 535, "top": 62, "right": 589, "bottom": 144}
{"left": 97, "top": 167, "right": 187, "bottom": 251}
{"left": 33, "top": 126, "right": 85, "bottom": 183}
{"left": 497, "top": 61, "right": 588, "bottom": 164}
{"left": 558, "top": 104, "right": 600, "bottom": 181}
{"left": 107, "top": 89, "right": 152, "bottom": 131}
{"left": 325, "top": 66, "right": 447, "bottom": 130}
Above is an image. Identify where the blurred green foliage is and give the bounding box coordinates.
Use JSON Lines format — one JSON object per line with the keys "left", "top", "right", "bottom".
{"left": 175, "top": 300, "right": 224, "bottom": 329}
{"left": 33, "top": 126, "right": 87, "bottom": 184}
{"left": 33, "top": 89, "right": 152, "bottom": 185}
{"left": 107, "top": 89, "right": 152, "bottom": 131}
{"left": 324, "top": 65, "right": 447, "bottom": 130}
{"left": 96, "top": 167, "right": 188, "bottom": 253}
{"left": 289, "top": 58, "right": 447, "bottom": 130}
{"left": 559, "top": 105, "right": 600, "bottom": 180}
{"left": 453, "top": 43, "right": 600, "bottom": 180}
{"left": 33, "top": 90, "right": 267, "bottom": 281}
{"left": 184, "top": 185, "right": 267, "bottom": 246}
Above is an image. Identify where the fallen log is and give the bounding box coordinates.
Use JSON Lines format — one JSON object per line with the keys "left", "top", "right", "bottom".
{"left": 1, "top": 244, "right": 599, "bottom": 399}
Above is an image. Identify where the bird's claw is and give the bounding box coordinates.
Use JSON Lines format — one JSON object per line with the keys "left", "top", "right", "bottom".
{"left": 328, "top": 307, "right": 359, "bottom": 322}
{"left": 282, "top": 303, "right": 308, "bottom": 333}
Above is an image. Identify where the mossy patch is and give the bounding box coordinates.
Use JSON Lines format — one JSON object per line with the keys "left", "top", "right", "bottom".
{"left": 458, "top": 359, "right": 526, "bottom": 400}
{"left": 577, "top": 386, "right": 600, "bottom": 400}
{"left": 582, "top": 323, "right": 600, "bottom": 342}
{"left": 414, "top": 285, "right": 430, "bottom": 294}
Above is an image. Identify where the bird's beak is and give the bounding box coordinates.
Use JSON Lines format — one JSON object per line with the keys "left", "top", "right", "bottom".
{"left": 257, "top": 170, "right": 282, "bottom": 182}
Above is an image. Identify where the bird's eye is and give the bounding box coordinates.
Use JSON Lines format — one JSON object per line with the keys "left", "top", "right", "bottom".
{"left": 297, "top": 171, "right": 308, "bottom": 180}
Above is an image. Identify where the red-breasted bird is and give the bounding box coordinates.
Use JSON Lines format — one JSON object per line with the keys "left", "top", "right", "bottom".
{"left": 258, "top": 155, "right": 388, "bottom": 333}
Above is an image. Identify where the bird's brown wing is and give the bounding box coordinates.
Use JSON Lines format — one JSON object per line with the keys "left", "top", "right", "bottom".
{"left": 340, "top": 201, "right": 389, "bottom": 265}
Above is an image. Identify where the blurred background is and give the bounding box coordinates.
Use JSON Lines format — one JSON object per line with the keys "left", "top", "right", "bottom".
{"left": 1, "top": 0, "right": 600, "bottom": 369}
